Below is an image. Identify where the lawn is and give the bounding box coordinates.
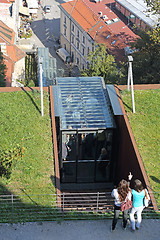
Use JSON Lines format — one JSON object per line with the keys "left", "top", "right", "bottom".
{"left": 0, "top": 90, "right": 55, "bottom": 206}
{"left": 120, "top": 89, "right": 160, "bottom": 206}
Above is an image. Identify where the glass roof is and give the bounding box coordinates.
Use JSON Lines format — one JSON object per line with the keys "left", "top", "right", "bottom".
{"left": 53, "top": 77, "right": 115, "bottom": 130}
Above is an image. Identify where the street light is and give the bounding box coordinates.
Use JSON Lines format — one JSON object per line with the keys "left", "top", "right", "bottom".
{"left": 39, "top": 57, "right": 44, "bottom": 116}
{"left": 127, "top": 55, "right": 135, "bottom": 113}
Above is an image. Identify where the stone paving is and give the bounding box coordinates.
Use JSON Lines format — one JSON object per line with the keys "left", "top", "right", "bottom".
{"left": 0, "top": 219, "right": 160, "bottom": 240}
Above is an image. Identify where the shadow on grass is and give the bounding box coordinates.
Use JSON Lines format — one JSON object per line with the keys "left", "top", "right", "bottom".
{"left": 150, "top": 176, "right": 160, "bottom": 184}
{"left": 21, "top": 87, "right": 41, "bottom": 114}
{"left": 0, "top": 182, "right": 159, "bottom": 224}
{"left": 113, "top": 86, "right": 133, "bottom": 112}
{"left": 0, "top": 182, "right": 116, "bottom": 224}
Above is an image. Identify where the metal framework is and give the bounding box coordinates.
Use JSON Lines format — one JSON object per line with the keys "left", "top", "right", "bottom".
{"left": 0, "top": 192, "right": 159, "bottom": 223}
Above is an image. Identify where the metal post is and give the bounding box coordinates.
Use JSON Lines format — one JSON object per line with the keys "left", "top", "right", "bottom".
{"left": 127, "top": 56, "right": 135, "bottom": 113}
{"left": 63, "top": 193, "right": 65, "bottom": 211}
{"left": 11, "top": 194, "right": 14, "bottom": 223}
{"left": 39, "top": 57, "right": 44, "bottom": 116}
{"left": 130, "top": 62, "right": 135, "bottom": 114}
{"left": 97, "top": 192, "right": 99, "bottom": 211}
{"left": 127, "top": 62, "right": 131, "bottom": 91}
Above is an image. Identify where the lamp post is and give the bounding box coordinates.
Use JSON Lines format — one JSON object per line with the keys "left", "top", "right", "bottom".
{"left": 39, "top": 57, "right": 44, "bottom": 116}
{"left": 127, "top": 55, "right": 135, "bottom": 113}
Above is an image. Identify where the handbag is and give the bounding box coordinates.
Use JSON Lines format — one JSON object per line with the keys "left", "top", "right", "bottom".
{"left": 143, "top": 189, "right": 150, "bottom": 207}
{"left": 121, "top": 198, "right": 133, "bottom": 211}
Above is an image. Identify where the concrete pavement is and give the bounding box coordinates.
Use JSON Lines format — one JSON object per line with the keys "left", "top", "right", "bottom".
{"left": 0, "top": 219, "right": 159, "bottom": 240}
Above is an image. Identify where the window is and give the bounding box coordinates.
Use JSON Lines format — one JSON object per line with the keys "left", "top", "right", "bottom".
{"left": 64, "top": 27, "right": 66, "bottom": 36}
{"left": 82, "top": 47, "right": 85, "bottom": 56}
{"left": 106, "top": 34, "right": 111, "bottom": 39}
{"left": 111, "top": 40, "right": 116, "bottom": 45}
{"left": 77, "top": 30, "right": 79, "bottom": 38}
{"left": 99, "top": 25, "right": 103, "bottom": 30}
{"left": 71, "top": 35, "right": 74, "bottom": 44}
{"left": 87, "top": 47, "right": 90, "bottom": 54}
{"left": 64, "top": 44, "right": 66, "bottom": 50}
{"left": 77, "top": 58, "right": 79, "bottom": 65}
{"left": 77, "top": 41, "right": 79, "bottom": 50}
{"left": 64, "top": 16, "right": 66, "bottom": 24}
{"left": 82, "top": 36, "right": 85, "bottom": 44}
{"left": 71, "top": 52, "right": 74, "bottom": 62}
{"left": 72, "top": 24, "right": 74, "bottom": 32}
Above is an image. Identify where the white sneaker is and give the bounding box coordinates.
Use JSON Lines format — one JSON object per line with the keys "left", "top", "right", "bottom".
{"left": 111, "top": 226, "right": 115, "bottom": 232}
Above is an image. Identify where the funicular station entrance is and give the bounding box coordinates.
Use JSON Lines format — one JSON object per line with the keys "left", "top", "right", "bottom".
{"left": 53, "top": 77, "right": 116, "bottom": 190}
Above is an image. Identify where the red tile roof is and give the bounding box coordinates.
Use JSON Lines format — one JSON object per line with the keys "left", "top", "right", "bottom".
{"left": 61, "top": 0, "right": 139, "bottom": 61}
{"left": 0, "top": 20, "right": 15, "bottom": 44}
{"left": 6, "top": 44, "right": 26, "bottom": 63}
{"left": 3, "top": 54, "right": 14, "bottom": 87}
{"left": 0, "top": 21, "right": 26, "bottom": 86}
{"left": 0, "top": 0, "right": 10, "bottom": 3}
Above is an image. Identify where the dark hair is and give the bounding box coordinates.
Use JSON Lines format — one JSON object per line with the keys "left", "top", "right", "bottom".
{"left": 117, "top": 179, "right": 130, "bottom": 202}
{"left": 134, "top": 179, "right": 144, "bottom": 192}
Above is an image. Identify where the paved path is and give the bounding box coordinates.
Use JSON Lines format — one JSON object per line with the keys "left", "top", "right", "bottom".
{"left": 0, "top": 219, "right": 159, "bottom": 240}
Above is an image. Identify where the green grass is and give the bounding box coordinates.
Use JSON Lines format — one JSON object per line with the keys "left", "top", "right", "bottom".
{"left": 120, "top": 89, "right": 160, "bottom": 206}
{"left": 0, "top": 90, "right": 55, "bottom": 205}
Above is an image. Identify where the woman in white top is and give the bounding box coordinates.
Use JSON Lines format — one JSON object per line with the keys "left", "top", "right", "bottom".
{"left": 111, "top": 179, "right": 132, "bottom": 231}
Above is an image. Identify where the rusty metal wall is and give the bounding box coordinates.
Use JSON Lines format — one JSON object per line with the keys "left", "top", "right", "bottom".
{"left": 115, "top": 85, "right": 159, "bottom": 211}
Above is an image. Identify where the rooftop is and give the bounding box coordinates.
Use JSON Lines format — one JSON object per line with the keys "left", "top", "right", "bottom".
{"left": 116, "top": 0, "right": 159, "bottom": 28}
{"left": 53, "top": 77, "right": 116, "bottom": 130}
{"left": 60, "top": 0, "right": 138, "bottom": 61}
{"left": 0, "top": 20, "right": 15, "bottom": 44}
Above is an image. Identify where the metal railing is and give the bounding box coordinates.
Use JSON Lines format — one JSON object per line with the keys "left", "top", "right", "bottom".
{"left": 0, "top": 192, "right": 159, "bottom": 223}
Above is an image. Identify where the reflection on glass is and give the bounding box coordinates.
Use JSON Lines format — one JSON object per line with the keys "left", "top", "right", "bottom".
{"left": 61, "top": 133, "right": 76, "bottom": 183}
{"left": 60, "top": 130, "right": 113, "bottom": 183}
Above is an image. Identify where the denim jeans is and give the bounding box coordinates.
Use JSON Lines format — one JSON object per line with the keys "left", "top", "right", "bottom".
{"left": 129, "top": 206, "right": 144, "bottom": 230}
{"left": 112, "top": 205, "right": 129, "bottom": 230}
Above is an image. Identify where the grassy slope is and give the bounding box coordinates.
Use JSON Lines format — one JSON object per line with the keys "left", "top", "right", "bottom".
{"left": 121, "top": 89, "right": 160, "bottom": 205}
{"left": 0, "top": 90, "right": 55, "bottom": 205}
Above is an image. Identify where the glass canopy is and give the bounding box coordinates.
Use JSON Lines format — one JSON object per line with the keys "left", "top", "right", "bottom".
{"left": 53, "top": 77, "right": 115, "bottom": 130}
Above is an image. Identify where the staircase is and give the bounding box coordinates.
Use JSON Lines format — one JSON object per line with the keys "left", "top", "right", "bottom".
{"left": 60, "top": 191, "right": 114, "bottom": 212}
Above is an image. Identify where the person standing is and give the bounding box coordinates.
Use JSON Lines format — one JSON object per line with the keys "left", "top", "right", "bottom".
{"left": 129, "top": 179, "right": 150, "bottom": 231}
{"left": 111, "top": 178, "right": 132, "bottom": 231}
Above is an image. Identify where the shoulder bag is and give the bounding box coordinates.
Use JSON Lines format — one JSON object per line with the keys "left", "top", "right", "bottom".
{"left": 143, "top": 189, "right": 150, "bottom": 207}
{"left": 121, "top": 197, "right": 133, "bottom": 211}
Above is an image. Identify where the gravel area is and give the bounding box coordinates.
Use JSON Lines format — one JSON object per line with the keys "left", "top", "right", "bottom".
{"left": 0, "top": 219, "right": 159, "bottom": 240}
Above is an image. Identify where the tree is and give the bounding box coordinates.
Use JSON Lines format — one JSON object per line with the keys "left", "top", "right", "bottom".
{"left": 146, "top": 0, "right": 160, "bottom": 16}
{"left": 0, "top": 51, "right": 6, "bottom": 87}
{"left": 131, "top": 29, "right": 160, "bottom": 84}
{"left": 128, "top": 1, "right": 160, "bottom": 83}
{"left": 80, "top": 44, "right": 124, "bottom": 84}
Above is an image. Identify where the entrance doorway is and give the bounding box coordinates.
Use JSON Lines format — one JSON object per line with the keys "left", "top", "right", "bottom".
{"left": 60, "top": 130, "right": 114, "bottom": 183}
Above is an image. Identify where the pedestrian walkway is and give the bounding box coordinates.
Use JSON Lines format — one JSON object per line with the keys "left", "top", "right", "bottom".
{"left": 0, "top": 219, "right": 159, "bottom": 240}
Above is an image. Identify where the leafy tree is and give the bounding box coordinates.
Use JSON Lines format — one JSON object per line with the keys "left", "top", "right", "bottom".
{"left": 80, "top": 44, "right": 124, "bottom": 84}
{"left": 129, "top": 1, "right": 160, "bottom": 83}
{"left": 146, "top": 0, "right": 160, "bottom": 16}
{"left": 0, "top": 51, "right": 6, "bottom": 87}
{"left": 131, "top": 29, "right": 160, "bottom": 83}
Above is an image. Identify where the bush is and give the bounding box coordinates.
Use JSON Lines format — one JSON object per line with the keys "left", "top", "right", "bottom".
{"left": 0, "top": 145, "right": 25, "bottom": 178}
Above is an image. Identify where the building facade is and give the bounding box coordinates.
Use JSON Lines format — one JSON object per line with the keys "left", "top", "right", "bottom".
{"left": 60, "top": 8, "right": 94, "bottom": 70}
{"left": 59, "top": 0, "right": 139, "bottom": 69}
{"left": 115, "top": 0, "right": 159, "bottom": 30}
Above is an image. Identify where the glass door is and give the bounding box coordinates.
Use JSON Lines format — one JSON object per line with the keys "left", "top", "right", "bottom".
{"left": 61, "top": 132, "right": 77, "bottom": 183}
{"left": 60, "top": 130, "right": 113, "bottom": 183}
{"left": 77, "top": 133, "right": 96, "bottom": 182}
{"left": 95, "top": 130, "right": 113, "bottom": 182}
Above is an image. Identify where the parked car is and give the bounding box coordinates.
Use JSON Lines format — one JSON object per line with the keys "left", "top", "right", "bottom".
{"left": 56, "top": 48, "right": 71, "bottom": 63}
{"left": 44, "top": 5, "right": 51, "bottom": 13}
